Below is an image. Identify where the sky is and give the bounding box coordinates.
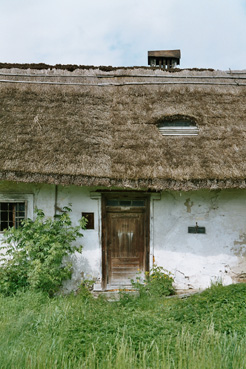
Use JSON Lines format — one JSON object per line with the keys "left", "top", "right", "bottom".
{"left": 0, "top": 0, "right": 246, "bottom": 70}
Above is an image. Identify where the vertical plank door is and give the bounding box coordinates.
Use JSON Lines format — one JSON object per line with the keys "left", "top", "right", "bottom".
{"left": 106, "top": 208, "right": 146, "bottom": 287}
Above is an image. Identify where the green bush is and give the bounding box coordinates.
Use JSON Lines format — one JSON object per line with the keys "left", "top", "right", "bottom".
{"left": 0, "top": 207, "right": 86, "bottom": 296}
{"left": 131, "top": 264, "right": 175, "bottom": 297}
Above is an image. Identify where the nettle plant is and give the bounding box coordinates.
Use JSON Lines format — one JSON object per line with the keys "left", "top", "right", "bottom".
{"left": 0, "top": 207, "right": 86, "bottom": 296}
{"left": 131, "top": 264, "right": 175, "bottom": 297}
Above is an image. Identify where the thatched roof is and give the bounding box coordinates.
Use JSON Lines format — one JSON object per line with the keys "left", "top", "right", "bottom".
{"left": 0, "top": 66, "right": 246, "bottom": 191}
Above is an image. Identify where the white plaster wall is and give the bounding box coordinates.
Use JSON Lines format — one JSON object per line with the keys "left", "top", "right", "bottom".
{"left": 152, "top": 189, "right": 246, "bottom": 291}
{"left": 1, "top": 182, "right": 246, "bottom": 293}
{"left": 55, "top": 185, "right": 101, "bottom": 292}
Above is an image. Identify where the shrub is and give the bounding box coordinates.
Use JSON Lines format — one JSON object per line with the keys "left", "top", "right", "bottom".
{"left": 131, "top": 264, "right": 175, "bottom": 297}
{"left": 0, "top": 207, "right": 86, "bottom": 296}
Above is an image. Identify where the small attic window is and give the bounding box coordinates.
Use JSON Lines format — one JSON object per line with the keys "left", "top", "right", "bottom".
{"left": 158, "top": 119, "right": 198, "bottom": 136}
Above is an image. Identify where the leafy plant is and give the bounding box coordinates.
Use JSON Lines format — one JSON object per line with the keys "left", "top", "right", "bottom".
{"left": 0, "top": 207, "right": 86, "bottom": 296}
{"left": 131, "top": 264, "right": 175, "bottom": 297}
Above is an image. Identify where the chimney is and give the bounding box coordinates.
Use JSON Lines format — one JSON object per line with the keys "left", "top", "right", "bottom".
{"left": 148, "top": 49, "right": 181, "bottom": 69}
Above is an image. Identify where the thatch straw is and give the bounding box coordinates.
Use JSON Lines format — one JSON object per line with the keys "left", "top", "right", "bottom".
{"left": 0, "top": 67, "right": 246, "bottom": 191}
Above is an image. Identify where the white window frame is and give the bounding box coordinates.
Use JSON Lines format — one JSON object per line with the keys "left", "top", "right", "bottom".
{"left": 158, "top": 119, "right": 199, "bottom": 136}
{"left": 158, "top": 126, "right": 199, "bottom": 136}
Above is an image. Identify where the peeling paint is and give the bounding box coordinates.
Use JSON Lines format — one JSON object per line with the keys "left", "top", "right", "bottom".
{"left": 231, "top": 233, "right": 246, "bottom": 257}
{"left": 209, "top": 192, "right": 220, "bottom": 211}
{"left": 1, "top": 182, "right": 246, "bottom": 292}
{"left": 234, "top": 233, "right": 246, "bottom": 246}
{"left": 231, "top": 246, "right": 246, "bottom": 257}
{"left": 153, "top": 189, "right": 246, "bottom": 290}
{"left": 184, "top": 198, "right": 194, "bottom": 213}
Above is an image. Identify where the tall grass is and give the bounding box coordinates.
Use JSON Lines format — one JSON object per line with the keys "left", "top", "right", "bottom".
{"left": 1, "top": 328, "right": 245, "bottom": 369}
{"left": 0, "top": 284, "right": 246, "bottom": 368}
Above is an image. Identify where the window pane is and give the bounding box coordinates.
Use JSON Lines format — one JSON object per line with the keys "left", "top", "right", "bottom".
{"left": 0, "top": 210, "right": 8, "bottom": 221}
{"left": 16, "top": 203, "right": 25, "bottom": 212}
{"left": 106, "top": 200, "right": 119, "bottom": 206}
{"left": 159, "top": 120, "right": 196, "bottom": 127}
{"left": 16, "top": 211, "right": 25, "bottom": 217}
{"left": 132, "top": 200, "right": 145, "bottom": 207}
{"left": 0, "top": 202, "right": 25, "bottom": 231}
{"left": 0, "top": 222, "right": 8, "bottom": 232}
{"left": 119, "top": 200, "right": 131, "bottom": 206}
{"left": 9, "top": 220, "right": 14, "bottom": 228}
{"left": 106, "top": 199, "right": 146, "bottom": 207}
{"left": 0, "top": 203, "right": 9, "bottom": 211}
{"left": 15, "top": 219, "right": 23, "bottom": 228}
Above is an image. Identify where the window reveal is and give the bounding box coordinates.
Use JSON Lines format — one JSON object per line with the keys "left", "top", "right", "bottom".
{"left": 0, "top": 202, "right": 26, "bottom": 231}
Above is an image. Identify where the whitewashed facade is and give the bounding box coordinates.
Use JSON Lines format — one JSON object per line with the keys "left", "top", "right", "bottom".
{"left": 1, "top": 180, "right": 246, "bottom": 292}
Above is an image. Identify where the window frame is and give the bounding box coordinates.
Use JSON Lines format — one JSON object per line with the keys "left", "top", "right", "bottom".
{"left": 0, "top": 194, "right": 33, "bottom": 234}
{"left": 157, "top": 118, "right": 199, "bottom": 136}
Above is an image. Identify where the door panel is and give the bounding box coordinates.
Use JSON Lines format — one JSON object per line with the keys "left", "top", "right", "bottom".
{"left": 106, "top": 209, "right": 146, "bottom": 287}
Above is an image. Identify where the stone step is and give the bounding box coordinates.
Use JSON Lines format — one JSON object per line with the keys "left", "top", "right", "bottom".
{"left": 92, "top": 288, "right": 139, "bottom": 301}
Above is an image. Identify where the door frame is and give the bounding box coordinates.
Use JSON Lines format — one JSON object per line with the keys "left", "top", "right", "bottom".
{"left": 101, "top": 192, "right": 150, "bottom": 290}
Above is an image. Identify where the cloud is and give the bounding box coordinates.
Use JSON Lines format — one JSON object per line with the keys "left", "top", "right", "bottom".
{"left": 0, "top": 0, "right": 246, "bottom": 69}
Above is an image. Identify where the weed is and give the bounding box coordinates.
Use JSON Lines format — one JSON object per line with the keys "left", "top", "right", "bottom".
{"left": 131, "top": 264, "right": 175, "bottom": 298}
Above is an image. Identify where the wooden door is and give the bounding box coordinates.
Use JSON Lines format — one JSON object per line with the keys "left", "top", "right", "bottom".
{"left": 102, "top": 196, "right": 149, "bottom": 289}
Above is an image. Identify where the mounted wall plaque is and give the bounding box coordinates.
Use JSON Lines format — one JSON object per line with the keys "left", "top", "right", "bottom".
{"left": 188, "top": 222, "right": 206, "bottom": 234}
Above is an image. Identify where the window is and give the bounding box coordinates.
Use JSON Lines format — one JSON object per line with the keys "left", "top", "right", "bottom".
{"left": 82, "top": 212, "right": 94, "bottom": 230}
{"left": 0, "top": 194, "right": 33, "bottom": 234}
{"left": 158, "top": 119, "right": 199, "bottom": 136}
{"left": 106, "top": 199, "right": 145, "bottom": 207}
{"left": 0, "top": 202, "right": 26, "bottom": 231}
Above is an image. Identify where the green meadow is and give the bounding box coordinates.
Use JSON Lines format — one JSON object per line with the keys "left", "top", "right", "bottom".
{"left": 0, "top": 283, "right": 246, "bottom": 368}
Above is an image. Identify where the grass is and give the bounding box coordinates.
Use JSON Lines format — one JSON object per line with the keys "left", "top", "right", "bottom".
{"left": 0, "top": 284, "right": 246, "bottom": 368}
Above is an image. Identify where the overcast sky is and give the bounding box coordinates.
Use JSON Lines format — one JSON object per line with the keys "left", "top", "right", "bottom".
{"left": 1, "top": 0, "right": 246, "bottom": 70}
